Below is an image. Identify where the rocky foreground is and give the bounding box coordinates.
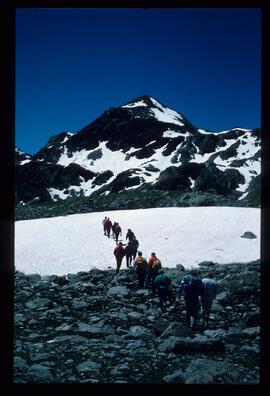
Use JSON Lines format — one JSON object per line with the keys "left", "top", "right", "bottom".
{"left": 14, "top": 260, "right": 260, "bottom": 384}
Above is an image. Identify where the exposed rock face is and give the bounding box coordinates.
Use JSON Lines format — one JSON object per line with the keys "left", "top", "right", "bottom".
{"left": 15, "top": 96, "right": 260, "bottom": 206}
{"left": 241, "top": 231, "right": 257, "bottom": 239}
{"left": 14, "top": 260, "right": 260, "bottom": 383}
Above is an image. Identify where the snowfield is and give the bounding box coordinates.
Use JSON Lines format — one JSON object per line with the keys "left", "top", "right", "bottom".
{"left": 15, "top": 207, "right": 260, "bottom": 276}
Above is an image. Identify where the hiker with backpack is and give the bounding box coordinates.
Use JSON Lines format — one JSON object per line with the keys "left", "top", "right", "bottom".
{"left": 134, "top": 251, "right": 148, "bottom": 288}
{"left": 113, "top": 242, "right": 126, "bottom": 273}
{"left": 154, "top": 269, "right": 172, "bottom": 311}
{"left": 128, "top": 236, "right": 139, "bottom": 260}
{"left": 126, "top": 229, "right": 135, "bottom": 241}
{"left": 114, "top": 223, "right": 122, "bottom": 243}
{"left": 201, "top": 272, "right": 217, "bottom": 329}
{"left": 124, "top": 244, "right": 133, "bottom": 268}
{"left": 102, "top": 217, "right": 108, "bottom": 235}
{"left": 177, "top": 269, "right": 204, "bottom": 329}
{"left": 147, "top": 252, "right": 162, "bottom": 294}
{"left": 105, "top": 218, "right": 112, "bottom": 238}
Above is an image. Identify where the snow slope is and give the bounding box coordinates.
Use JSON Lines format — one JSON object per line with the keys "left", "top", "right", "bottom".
{"left": 15, "top": 207, "right": 260, "bottom": 276}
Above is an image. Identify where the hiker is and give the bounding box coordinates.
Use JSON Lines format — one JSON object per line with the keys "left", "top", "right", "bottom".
{"left": 154, "top": 269, "right": 172, "bottom": 311}
{"left": 177, "top": 269, "right": 204, "bottom": 329}
{"left": 134, "top": 251, "right": 148, "bottom": 288}
{"left": 102, "top": 217, "right": 108, "bottom": 235}
{"left": 201, "top": 272, "right": 217, "bottom": 329}
{"left": 113, "top": 242, "right": 126, "bottom": 273}
{"left": 126, "top": 229, "right": 135, "bottom": 241}
{"left": 124, "top": 244, "right": 133, "bottom": 268}
{"left": 105, "top": 218, "right": 112, "bottom": 238}
{"left": 128, "top": 236, "right": 139, "bottom": 260}
{"left": 114, "top": 223, "right": 122, "bottom": 243}
{"left": 147, "top": 252, "right": 162, "bottom": 294}
{"left": 112, "top": 222, "right": 117, "bottom": 239}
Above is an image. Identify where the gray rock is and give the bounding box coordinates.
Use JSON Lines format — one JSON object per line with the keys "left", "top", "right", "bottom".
{"left": 47, "top": 335, "right": 89, "bottom": 344}
{"left": 14, "top": 313, "right": 27, "bottom": 324}
{"left": 55, "top": 323, "right": 74, "bottom": 332}
{"left": 127, "top": 311, "right": 143, "bottom": 321}
{"left": 245, "top": 310, "right": 260, "bottom": 327}
{"left": 29, "top": 352, "right": 51, "bottom": 362}
{"left": 162, "top": 369, "right": 185, "bottom": 383}
{"left": 159, "top": 336, "right": 225, "bottom": 353}
{"left": 107, "top": 286, "right": 129, "bottom": 297}
{"left": 77, "top": 321, "right": 115, "bottom": 336}
{"left": 135, "top": 289, "right": 150, "bottom": 296}
{"left": 176, "top": 264, "right": 185, "bottom": 271}
{"left": 14, "top": 356, "right": 29, "bottom": 370}
{"left": 28, "top": 364, "right": 54, "bottom": 382}
{"left": 211, "top": 300, "right": 225, "bottom": 313}
{"left": 26, "top": 298, "right": 52, "bottom": 310}
{"left": 109, "top": 312, "right": 128, "bottom": 322}
{"left": 160, "top": 321, "right": 193, "bottom": 338}
{"left": 27, "top": 274, "right": 42, "bottom": 282}
{"left": 152, "top": 319, "right": 171, "bottom": 336}
{"left": 184, "top": 358, "right": 238, "bottom": 384}
{"left": 77, "top": 360, "right": 101, "bottom": 373}
{"left": 215, "top": 291, "right": 229, "bottom": 303}
{"left": 129, "top": 326, "right": 155, "bottom": 340}
{"left": 241, "top": 326, "right": 260, "bottom": 337}
{"left": 203, "top": 328, "right": 227, "bottom": 338}
{"left": 241, "top": 231, "right": 257, "bottom": 239}
{"left": 198, "top": 261, "right": 216, "bottom": 267}
{"left": 72, "top": 298, "right": 89, "bottom": 309}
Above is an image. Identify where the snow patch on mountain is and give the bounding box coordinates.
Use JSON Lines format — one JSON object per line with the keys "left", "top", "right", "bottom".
{"left": 150, "top": 100, "right": 184, "bottom": 126}
{"left": 163, "top": 129, "right": 183, "bottom": 138}
{"left": 15, "top": 207, "right": 260, "bottom": 276}
{"left": 122, "top": 100, "right": 148, "bottom": 108}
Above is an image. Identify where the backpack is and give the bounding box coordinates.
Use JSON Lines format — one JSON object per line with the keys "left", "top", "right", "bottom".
{"left": 157, "top": 274, "right": 170, "bottom": 288}
{"left": 152, "top": 259, "right": 161, "bottom": 271}
{"left": 183, "top": 276, "right": 204, "bottom": 296}
{"left": 136, "top": 257, "right": 146, "bottom": 268}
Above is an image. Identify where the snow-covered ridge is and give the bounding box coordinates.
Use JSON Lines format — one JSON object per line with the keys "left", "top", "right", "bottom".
{"left": 15, "top": 207, "right": 260, "bottom": 275}
{"left": 198, "top": 128, "right": 252, "bottom": 135}
{"left": 122, "top": 100, "right": 148, "bottom": 108}
{"left": 122, "top": 96, "right": 185, "bottom": 126}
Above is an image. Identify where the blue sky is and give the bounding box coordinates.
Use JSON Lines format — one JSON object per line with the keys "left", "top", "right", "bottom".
{"left": 16, "top": 8, "right": 261, "bottom": 154}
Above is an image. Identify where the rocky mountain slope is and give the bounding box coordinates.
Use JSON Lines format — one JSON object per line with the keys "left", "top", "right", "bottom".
{"left": 16, "top": 96, "right": 260, "bottom": 208}
{"left": 14, "top": 260, "right": 260, "bottom": 384}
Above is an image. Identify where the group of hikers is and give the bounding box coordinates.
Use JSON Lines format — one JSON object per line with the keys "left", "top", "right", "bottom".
{"left": 102, "top": 216, "right": 217, "bottom": 329}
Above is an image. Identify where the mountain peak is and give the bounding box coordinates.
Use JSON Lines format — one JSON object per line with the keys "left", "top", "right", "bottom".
{"left": 121, "top": 95, "right": 163, "bottom": 109}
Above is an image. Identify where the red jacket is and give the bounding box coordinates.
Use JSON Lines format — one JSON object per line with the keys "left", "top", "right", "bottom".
{"left": 114, "top": 245, "right": 125, "bottom": 258}
{"left": 105, "top": 219, "right": 112, "bottom": 229}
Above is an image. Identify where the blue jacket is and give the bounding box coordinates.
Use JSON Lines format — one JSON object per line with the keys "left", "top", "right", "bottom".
{"left": 178, "top": 274, "right": 204, "bottom": 298}
{"left": 154, "top": 273, "right": 171, "bottom": 289}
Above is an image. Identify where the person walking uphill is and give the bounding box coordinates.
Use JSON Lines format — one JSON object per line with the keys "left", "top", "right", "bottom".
{"left": 102, "top": 217, "right": 108, "bottom": 235}
{"left": 105, "top": 218, "right": 112, "bottom": 238}
{"left": 128, "top": 236, "right": 139, "bottom": 260}
{"left": 124, "top": 244, "right": 133, "bottom": 268}
{"left": 201, "top": 272, "right": 217, "bottom": 329}
{"left": 177, "top": 269, "right": 204, "bottom": 329}
{"left": 154, "top": 269, "right": 172, "bottom": 311}
{"left": 134, "top": 252, "right": 148, "bottom": 288}
{"left": 126, "top": 229, "right": 135, "bottom": 242}
{"left": 147, "top": 252, "right": 162, "bottom": 294}
{"left": 113, "top": 242, "right": 126, "bottom": 273}
{"left": 114, "top": 223, "right": 122, "bottom": 243}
